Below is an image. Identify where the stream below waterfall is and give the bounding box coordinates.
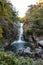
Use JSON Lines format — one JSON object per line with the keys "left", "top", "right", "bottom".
{"left": 5, "top": 23, "right": 31, "bottom": 53}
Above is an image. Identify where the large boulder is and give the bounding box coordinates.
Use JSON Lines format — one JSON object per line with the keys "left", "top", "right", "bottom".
{"left": 38, "top": 40, "right": 43, "bottom": 47}
{"left": 23, "top": 47, "right": 31, "bottom": 56}
{"left": 35, "top": 47, "right": 42, "bottom": 57}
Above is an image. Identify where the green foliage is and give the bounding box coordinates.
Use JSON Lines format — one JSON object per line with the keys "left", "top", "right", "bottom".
{"left": 0, "top": 0, "right": 19, "bottom": 43}
{"left": 0, "top": 26, "right": 3, "bottom": 34}
{"left": 0, "top": 38, "right": 6, "bottom": 47}
{"left": 24, "top": 4, "right": 43, "bottom": 36}
{"left": 0, "top": 52, "right": 43, "bottom": 65}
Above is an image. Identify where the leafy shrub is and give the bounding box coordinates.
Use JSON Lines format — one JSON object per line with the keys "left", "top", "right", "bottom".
{"left": 0, "top": 52, "right": 43, "bottom": 65}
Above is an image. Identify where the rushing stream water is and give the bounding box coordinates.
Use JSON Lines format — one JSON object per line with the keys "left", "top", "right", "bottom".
{"left": 5, "top": 23, "right": 31, "bottom": 53}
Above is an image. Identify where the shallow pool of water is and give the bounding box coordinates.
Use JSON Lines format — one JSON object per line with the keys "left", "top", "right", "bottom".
{"left": 5, "top": 40, "right": 32, "bottom": 53}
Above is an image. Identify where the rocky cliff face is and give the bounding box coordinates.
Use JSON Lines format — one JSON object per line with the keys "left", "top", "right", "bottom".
{"left": 0, "top": 18, "right": 19, "bottom": 47}
{"left": 23, "top": 21, "right": 43, "bottom": 48}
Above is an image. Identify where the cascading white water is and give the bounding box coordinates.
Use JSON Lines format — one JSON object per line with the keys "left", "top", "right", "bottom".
{"left": 11, "top": 23, "right": 24, "bottom": 44}
{"left": 7, "top": 23, "right": 31, "bottom": 52}
{"left": 11, "top": 23, "right": 26, "bottom": 44}
{"left": 18, "top": 23, "right": 23, "bottom": 40}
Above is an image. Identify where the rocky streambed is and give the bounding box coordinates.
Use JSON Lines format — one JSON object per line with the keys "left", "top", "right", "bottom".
{"left": 16, "top": 47, "right": 43, "bottom": 58}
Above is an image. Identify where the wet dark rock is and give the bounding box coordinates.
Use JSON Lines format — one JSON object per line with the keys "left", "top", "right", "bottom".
{"left": 23, "top": 32, "right": 32, "bottom": 42}
{"left": 16, "top": 48, "right": 24, "bottom": 56}
{"left": 16, "top": 47, "right": 31, "bottom": 56}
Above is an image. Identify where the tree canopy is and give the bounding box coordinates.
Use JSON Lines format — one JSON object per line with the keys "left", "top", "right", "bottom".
{"left": 0, "top": 0, "right": 19, "bottom": 43}
{"left": 24, "top": 3, "right": 43, "bottom": 36}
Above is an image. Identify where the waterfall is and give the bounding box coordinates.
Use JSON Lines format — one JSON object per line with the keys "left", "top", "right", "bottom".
{"left": 11, "top": 22, "right": 26, "bottom": 44}
{"left": 6, "top": 23, "right": 31, "bottom": 53}
{"left": 18, "top": 23, "right": 23, "bottom": 40}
